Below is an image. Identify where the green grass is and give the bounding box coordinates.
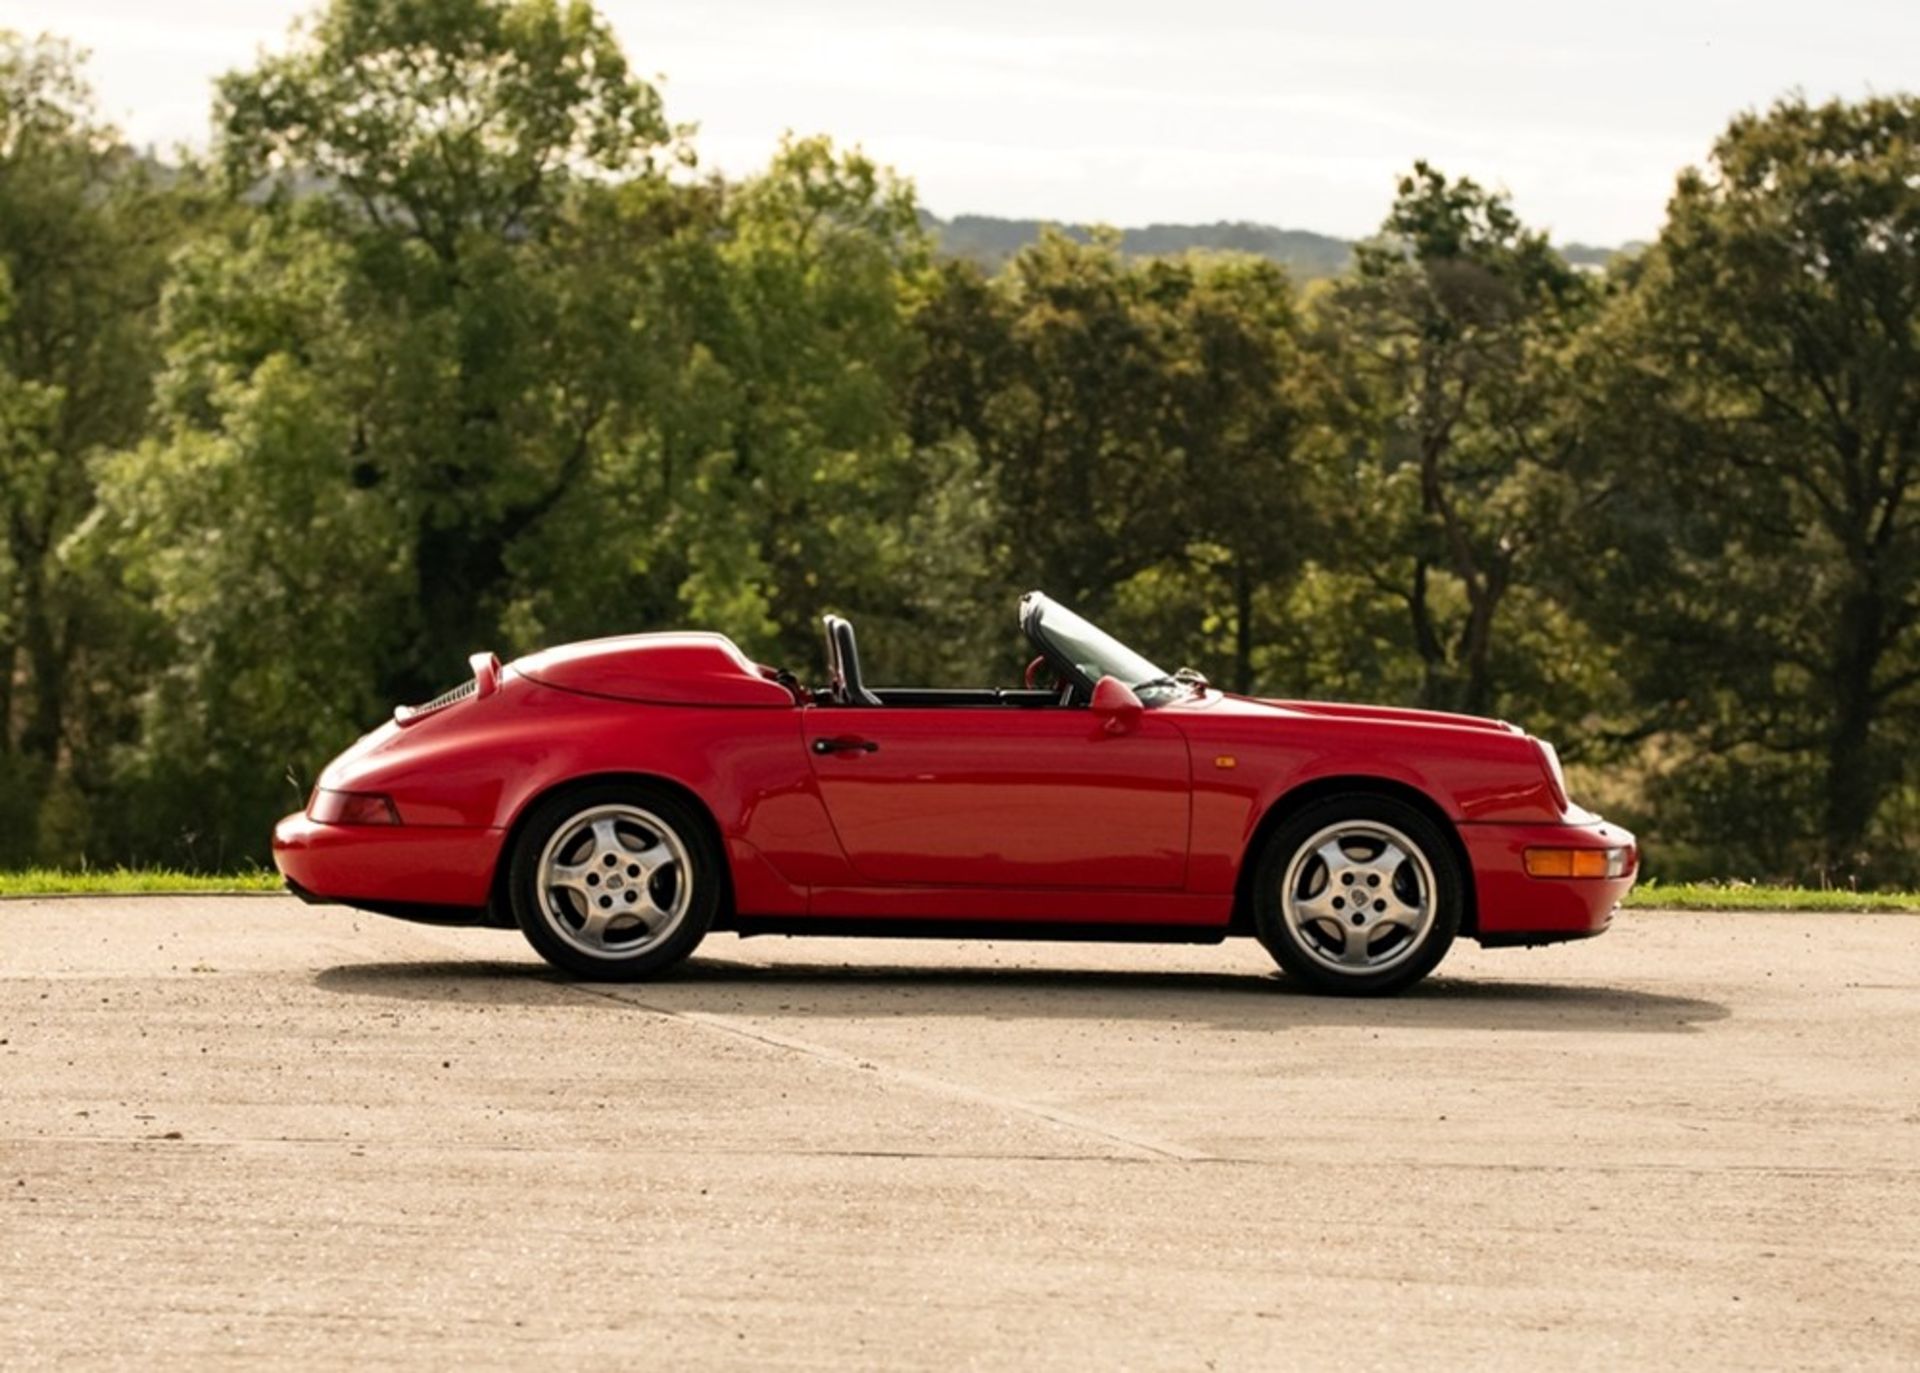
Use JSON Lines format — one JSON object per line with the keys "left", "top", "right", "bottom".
{"left": 1625, "top": 880, "right": 1920, "bottom": 913}
{"left": 0, "top": 868, "right": 284, "bottom": 896}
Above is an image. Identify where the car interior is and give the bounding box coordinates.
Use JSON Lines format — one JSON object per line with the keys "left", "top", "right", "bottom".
{"left": 817, "top": 612, "right": 1076, "bottom": 709}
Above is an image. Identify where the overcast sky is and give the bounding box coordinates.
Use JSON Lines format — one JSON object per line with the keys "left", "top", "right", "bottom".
{"left": 6, "top": 0, "right": 1917, "bottom": 245}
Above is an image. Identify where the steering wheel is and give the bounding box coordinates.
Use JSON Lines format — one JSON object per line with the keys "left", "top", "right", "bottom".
{"left": 1024, "top": 655, "right": 1052, "bottom": 690}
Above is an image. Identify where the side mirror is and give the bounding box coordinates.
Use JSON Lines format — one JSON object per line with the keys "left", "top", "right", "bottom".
{"left": 1091, "top": 675, "right": 1144, "bottom": 735}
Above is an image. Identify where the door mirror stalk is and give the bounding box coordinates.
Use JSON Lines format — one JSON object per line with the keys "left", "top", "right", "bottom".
{"left": 1091, "top": 676, "right": 1144, "bottom": 735}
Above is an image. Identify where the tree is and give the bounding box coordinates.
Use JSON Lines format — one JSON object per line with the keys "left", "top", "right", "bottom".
{"left": 85, "top": 0, "right": 685, "bottom": 858}
{"left": 910, "top": 241, "right": 1342, "bottom": 694}
{"left": 220, "top": 0, "right": 673, "bottom": 257}
{"left": 0, "top": 32, "right": 194, "bottom": 861}
{"left": 669, "top": 135, "right": 999, "bottom": 683}
{"left": 913, "top": 230, "right": 1190, "bottom": 613}
{"left": 1152, "top": 254, "right": 1332, "bottom": 693}
{"left": 1583, "top": 96, "right": 1920, "bottom": 880}
{"left": 214, "top": 0, "right": 678, "bottom": 701}
{"left": 1326, "top": 164, "right": 1596, "bottom": 718}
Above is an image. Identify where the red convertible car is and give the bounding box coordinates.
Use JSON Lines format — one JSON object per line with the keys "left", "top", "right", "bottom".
{"left": 273, "top": 593, "right": 1636, "bottom": 995}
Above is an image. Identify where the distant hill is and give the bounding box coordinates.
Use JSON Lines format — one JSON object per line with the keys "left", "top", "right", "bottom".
{"left": 1560, "top": 240, "right": 1648, "bottom": 270}
{"left": 923, "top": 212, "right": 1635, "bottom": 279}
{"left": 925, "top": 213, "right": 1355, "bottom": 278}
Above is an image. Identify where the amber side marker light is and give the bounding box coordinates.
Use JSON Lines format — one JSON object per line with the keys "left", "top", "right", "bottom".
{"left": 1524, "top": 846, "right": 1633, "bottom": 879}
{"left": 309, "top": 789, "right": 402, "bottom": 826}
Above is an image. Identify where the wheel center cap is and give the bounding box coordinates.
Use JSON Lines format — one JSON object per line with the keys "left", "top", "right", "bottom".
{"left": 608, "top": 875, "right": 624, "bottom": 890}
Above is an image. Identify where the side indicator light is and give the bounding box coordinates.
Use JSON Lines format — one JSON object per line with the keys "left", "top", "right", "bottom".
{"left": 1213, "top": 755, "right": 1237, "bottom": 770}
{"left": 1524, "top": 846, "right": 1633, "bottom": 879}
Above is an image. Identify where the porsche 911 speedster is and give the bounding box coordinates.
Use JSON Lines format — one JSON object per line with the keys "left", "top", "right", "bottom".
{"left": 272, "top": 593, "right": 1637, "bottom": 995}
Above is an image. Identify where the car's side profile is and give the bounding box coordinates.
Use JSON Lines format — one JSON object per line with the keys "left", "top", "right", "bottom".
{"left": 273, "top": 593, "right": 1637, "bottom": 995}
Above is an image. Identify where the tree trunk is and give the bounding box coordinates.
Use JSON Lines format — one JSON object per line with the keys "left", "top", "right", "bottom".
{"left": 17, "top": 564, "right": 63, "bottom": 767}
{"left": 1457, "top": 601, "right": 1495, "bottom": 718}
{"left": 1822, "top": 583, "right": 1886, "bottom": 878}
{"left": 1408, "top": 558, "right": 1448, "bottom": 708}
{"left": 390, "top": 521, "right": 512, "bottom": 706}
{"left": 1231, "top": 561, "right": 1254, "bottom": 695}
{"left": 19, "top": 602, "right": 63, "bottom": 768}
{"left": 1455, "top": 559, "right": 1510, "bottom": 719}
{"left": 0, "top": 631, "right": 16, "bottom": 754}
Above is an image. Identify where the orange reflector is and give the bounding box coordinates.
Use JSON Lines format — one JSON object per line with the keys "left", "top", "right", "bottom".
{"left": 1525, "top": 847, "right": 1629, "bottom": 879}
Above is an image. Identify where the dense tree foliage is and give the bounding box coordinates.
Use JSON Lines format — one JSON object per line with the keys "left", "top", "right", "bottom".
{"left": 0, "top": 35, "right": 212, "bottom": 862}
{"left": 1324, "top": 165, "right": 1600, "bottom": 719}
{"left": 0, "top": 5, "right": 1915, "bottom": 884}
{"left": 1578, "top": 96, "right": 1920, "bottom": 881}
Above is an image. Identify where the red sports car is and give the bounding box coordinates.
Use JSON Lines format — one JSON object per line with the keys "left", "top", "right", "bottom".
{"left": 273, "top": 593, "right": 1636, "bottom": 995}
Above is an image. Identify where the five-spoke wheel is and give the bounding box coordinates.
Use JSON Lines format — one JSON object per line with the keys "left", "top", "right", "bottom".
{"left": 508, "top": 783, "right": 719, "bottom": 980}
{"left": 1254, "top": 795, "right": 1462, "bottom": 995}
{"left": 537, "top": 804, "right": 694, "bottom": 958}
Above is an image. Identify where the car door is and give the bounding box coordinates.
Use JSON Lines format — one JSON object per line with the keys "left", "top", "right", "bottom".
{"left": 802, "top": 705, "right": 1191, "bottom": 888}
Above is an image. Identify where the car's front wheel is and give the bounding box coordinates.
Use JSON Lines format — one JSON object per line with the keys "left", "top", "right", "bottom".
{"left": 507, "top": 782, "right": 721, "bottom": 980}
{"left": 1253, "top": 794, "right": 1462, "bottom": 996}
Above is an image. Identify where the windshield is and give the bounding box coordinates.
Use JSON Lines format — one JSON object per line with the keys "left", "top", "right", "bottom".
{"left": 1032, "top": 598, "right": 1168, "bottom": 693}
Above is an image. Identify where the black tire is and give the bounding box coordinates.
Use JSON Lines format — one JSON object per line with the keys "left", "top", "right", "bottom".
{"left": 1252, "top": 793, "right": 1463, "bottom": 996}
{"left": 507, "top": 780, "right": 722, "bottom": 981}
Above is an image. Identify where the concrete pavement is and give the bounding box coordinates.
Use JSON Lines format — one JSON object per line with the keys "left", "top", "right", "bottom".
{"left": 3, "top": 896, "right": 1917, "bottom": 1368}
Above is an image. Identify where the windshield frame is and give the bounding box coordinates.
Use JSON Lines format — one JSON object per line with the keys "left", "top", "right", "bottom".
{"left": 1019, "top": 593, "right": 1180, "bottom": 704}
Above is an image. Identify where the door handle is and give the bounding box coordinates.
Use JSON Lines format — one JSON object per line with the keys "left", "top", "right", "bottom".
{"left": 812, "top": 736, "right": 879, "bottom": 755}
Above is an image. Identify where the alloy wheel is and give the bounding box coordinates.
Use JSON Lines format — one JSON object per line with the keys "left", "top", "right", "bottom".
{"left": 1280, "top": 820, "right": 1437, "bottom": 976}
{"left": 534, "top": 804, "right": 694, "bottom": 960}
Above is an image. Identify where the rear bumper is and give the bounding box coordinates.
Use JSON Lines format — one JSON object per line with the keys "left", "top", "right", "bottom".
{"left": 1460, "top": 818, "right": 1637, "bottom": 943}
{"left": 272, "top": 812, "right": 502, "bottom": 911}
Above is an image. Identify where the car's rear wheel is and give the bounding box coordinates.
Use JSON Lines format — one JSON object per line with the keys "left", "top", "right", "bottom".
{"left": 1252, "top": 794, "right": 1462, "bottom": 996}
{"left": 507, "top": 782, "right": 721, "bottom": 980}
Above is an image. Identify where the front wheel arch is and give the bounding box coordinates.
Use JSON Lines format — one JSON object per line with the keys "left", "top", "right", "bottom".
{"left": 487, "top": 771, "right": 733, "bottom": 927}
{"left": 1231, "top": 776, "right": 1476, "bottom": 937}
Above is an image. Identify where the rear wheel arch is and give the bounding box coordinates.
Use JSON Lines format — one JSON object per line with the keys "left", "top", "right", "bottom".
{"left": 1230, "top": 775, "right": 1477, "bottom": 937}
{"left": 487, "top": 771, "right": 733, "bottom": 925}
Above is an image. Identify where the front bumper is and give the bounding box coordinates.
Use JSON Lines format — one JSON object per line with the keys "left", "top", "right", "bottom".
{"left": 272, "top": 812, "right": 502, "bottom": 911}
{"left": 1460, "top": 818, "right": 1637, "bottom": 944}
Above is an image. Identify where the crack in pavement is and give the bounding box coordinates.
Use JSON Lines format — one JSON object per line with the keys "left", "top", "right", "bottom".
{"left": 1, "top": 1134, "right": 1156, "bottom": 1164}
{"left": 377, "top": 921, "right": 1214, "bottom": 1163}
{"left": 570, "top": 982, "right": 1216, "bottom": 1162}
{"left": 12, "top": 1133, "right": 1920, "bottom": 1181}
